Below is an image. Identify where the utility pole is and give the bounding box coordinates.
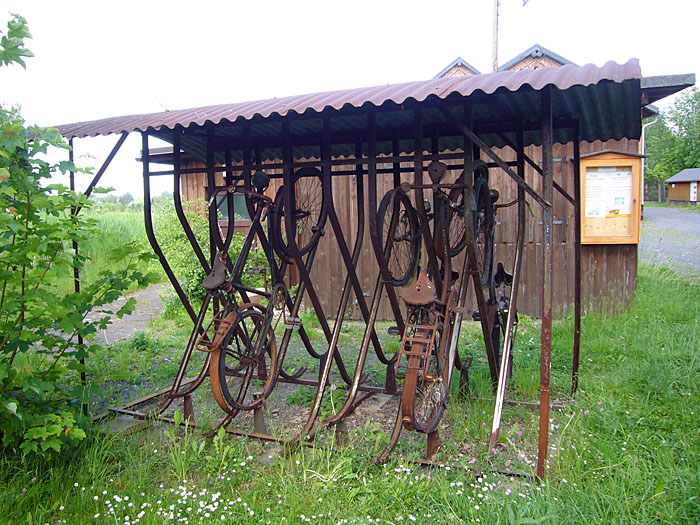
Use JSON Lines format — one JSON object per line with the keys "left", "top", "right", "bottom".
{"left": 492, "top": 0, "right": 499, "bottom": 72}
{"left": 494, "top": 1, "right": 531, "bottom": 73}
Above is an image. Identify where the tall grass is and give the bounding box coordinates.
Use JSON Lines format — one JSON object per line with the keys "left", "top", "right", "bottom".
{"left": 52, "top": 211, "right": 163, "bottom": 295}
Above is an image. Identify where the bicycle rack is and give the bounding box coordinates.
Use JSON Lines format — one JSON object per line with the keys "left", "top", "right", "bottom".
{"left": 97, "top": 95, "right": 586, "bottom": 481}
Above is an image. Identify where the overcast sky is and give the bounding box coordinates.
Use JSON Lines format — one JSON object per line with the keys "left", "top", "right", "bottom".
{"left": 2, "top": 0, "right": 698, "bottom": 197}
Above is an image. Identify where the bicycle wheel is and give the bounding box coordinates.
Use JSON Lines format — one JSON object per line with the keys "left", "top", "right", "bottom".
{"left": 473, "top": 177, "right": 495, "bottom": 287}
{"left": 273, "top": 167, "right": 326, "bottom": 259}
{"left": 210, "top": 305, "right": 277, "bottom": 412}
{"left": 413, "top": 329, "right": 447, "bottom": 432}
{"left": 377, "top": 190, "right": 421, "bottom": 286}
{"left": 442, "top": 185, "right": 468, "bottom": 257}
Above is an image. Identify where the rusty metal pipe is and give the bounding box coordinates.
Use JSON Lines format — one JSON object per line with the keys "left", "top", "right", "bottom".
{"left": 441, "top": 109, "right": 550, "bottom": 210}
{"left": 489, "top": 124, "right": 527, "bottom": 450}
{"left": 298, "top": 120, "right": 367, "bottom": 436}
{"left": 173, "top": 130, "right": 211, "bottom": 274}
{"left": 537, "top": 87, "right": 554, "bottom": 480}
{"left": 279, "top": 121, "right": 353, "bottom": 385}
{"left": 412, "top": 108, "right": 443, "bottom": 297}
{"left": 572, "top": 121, "right": 582, "bottom": 395}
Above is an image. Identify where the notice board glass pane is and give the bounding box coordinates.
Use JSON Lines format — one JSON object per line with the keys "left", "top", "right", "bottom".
{"left": 583, "top": 165, "right": 635, "bottom": 241}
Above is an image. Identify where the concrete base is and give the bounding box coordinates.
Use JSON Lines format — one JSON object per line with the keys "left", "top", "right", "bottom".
{"left": 98, "top": 414, "right": 151, "bottom": 435}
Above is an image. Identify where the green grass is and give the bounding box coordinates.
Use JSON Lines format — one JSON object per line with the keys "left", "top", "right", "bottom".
{"left": 1, "top": 264, "right": 698, "bottom": 523}
{"left": 645, "top": 201, "right": 700, "bottom": 211}
{"left": 51, "top": 210, "right": 164, "bottom": 295}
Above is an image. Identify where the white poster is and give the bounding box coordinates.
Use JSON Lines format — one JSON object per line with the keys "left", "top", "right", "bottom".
{"left": 585, "top": 168, "right": 633, "bottom": 218}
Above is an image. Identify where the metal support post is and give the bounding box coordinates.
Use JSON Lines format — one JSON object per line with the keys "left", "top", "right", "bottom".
{"left": 537, "top": 87, "right": 554, "bottom": 480}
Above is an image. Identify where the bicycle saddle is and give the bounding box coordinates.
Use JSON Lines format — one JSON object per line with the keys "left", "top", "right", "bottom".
{"left": 494, "top": 262, "right": 513, "bottom": 286}
{"left": 202, "top": 252, "right": 228, "bottom": 290}
{"left": 402, "top": 270, "right": 436, "bottom": 306}
{"left": 427, "top": 161, "right": 447, "bottom": 183}
{"left": 252, "top": 170, "right": 270, "bottom": 193}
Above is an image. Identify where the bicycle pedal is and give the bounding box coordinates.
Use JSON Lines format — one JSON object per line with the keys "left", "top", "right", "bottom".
{"left": 196, "top": 339, "right": 216, "bottom": 353}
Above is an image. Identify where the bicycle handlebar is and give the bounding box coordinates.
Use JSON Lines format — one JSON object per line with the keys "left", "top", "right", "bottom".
{"left": 207, "top": 185, "right": 273, "bottom": 209}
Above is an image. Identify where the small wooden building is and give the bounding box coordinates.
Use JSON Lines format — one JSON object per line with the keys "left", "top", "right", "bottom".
{"left": 666, "top": 168, "right": 700, "bottom": 204}
{"left": 165, "top": 46, "right": 690, "bottom": 320}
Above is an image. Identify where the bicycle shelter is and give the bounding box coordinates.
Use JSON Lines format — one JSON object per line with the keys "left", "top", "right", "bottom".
{"left": 58, "top": 59, "right": 693, "bottom": 478}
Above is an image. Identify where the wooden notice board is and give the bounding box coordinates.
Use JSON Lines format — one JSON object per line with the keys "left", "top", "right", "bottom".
{"left": 580, "top": 151, "right": 643, "bottom": 244}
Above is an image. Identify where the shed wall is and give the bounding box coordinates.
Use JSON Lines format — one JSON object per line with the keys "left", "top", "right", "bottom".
{"left": 180, "top": 138, "right": 639, "bottom": 320}
{"left": 668, "top": 181, "right": 691, "bottom": 202}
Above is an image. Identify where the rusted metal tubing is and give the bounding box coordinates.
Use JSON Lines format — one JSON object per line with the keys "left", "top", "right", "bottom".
{"left": 443, "top": 106, "right": 476, "bottom": 397}
{"left": 206, "top": 127, "right": 227, "bottom": 255}
{"left": 426, "top": 431, "right": 441, "bottom": 460}
{"left": 376, "top": 399, "right": 405, "bottom": 464}
{"left": 160, "top": 295, "right": 213, "bottom": 407}
{"left": 571, "top": 121, "right": 582, "bottom": 395}
{"left": 142, "top": 133, "right": 213, "bottom": 413}
{"left": 496, "top": 132, "right": 575, "bottom": 205}
{"left": 441, "top": 109, "right": 551, "bottom": 210}
{"left": 537, "top": 87, "right": 554, "bottom": 481}
{"left": 366, "top": 113, "right": 407, "bottom": 331}
{"left": 142, "top": 132, "right": 198, "bottom": 324}
{"left": 326, "top": 127, "right": 409, "bottom": 427}
{"left": 324, "top": 171, "right": 385, "bottom": 363}
{"left": 297, "top": 120, "right": 367, "bottom": 436}
{"left": 73, "top": 131, "right": 129, "bottom": 217}
{"left": 239, "top": 124, "right": 319, "bottom": 364}
{"left": 183, "top": 395, "right": 195, "bottom": 424}
{"left": 222, "top": 146, "right": 236, "bottom": 252}
{"left": 173, "top": 130, "right": 211, "bottom": 274}
{"left": 489, "top": 124, "right": 527, "bottom": 451}
{"left": 68, "top": 141, "right": 87, "bottom": 415}
{"left": 413, "top": 108, "right": 443, "bottom": 298}
{"left": 278, "top": 121, "right": 353, "bottom": 385}
{"left": 465, "top": 191, "right": 499, "bottom": 385}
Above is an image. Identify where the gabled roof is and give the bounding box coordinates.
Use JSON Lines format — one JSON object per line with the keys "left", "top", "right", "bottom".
{"left": 665, "top": 168, "right": 700, "bottom": 183}
{"left": 581, "top": 149, "right": 645, "bottom": 159}
{"left": 498, "top": 44, "right": 577, "bottom": 72}
{"left": 434, "top": 57, "right": 481, "bottom": 78}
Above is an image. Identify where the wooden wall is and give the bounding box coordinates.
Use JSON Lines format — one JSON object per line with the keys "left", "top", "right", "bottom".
{"left": 180, "top": 138, "right": 640, "bottom": 320}
{"left": 668, "top": 181, "right": 691, "bottom": 202}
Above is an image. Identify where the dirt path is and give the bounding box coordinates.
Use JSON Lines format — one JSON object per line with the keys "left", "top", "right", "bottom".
{"left": 86, "top": 283, "right": 166, "bottom": 345}
{"left": 640, "top": 206, "right": 700, "bottom": 275}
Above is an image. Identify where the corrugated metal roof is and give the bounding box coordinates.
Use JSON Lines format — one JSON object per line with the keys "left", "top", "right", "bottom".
{"left": 665, "top": 168, "right": 700, "bottom": 183}
{"left": 57, "top": 59, "right": 642, "bottom": 148}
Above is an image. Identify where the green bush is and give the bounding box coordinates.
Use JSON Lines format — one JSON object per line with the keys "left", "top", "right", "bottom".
{"left": 154, "top": 203, "right": 271, "bottom": 305}
{"left": 154, "top": 204, "right": 210, "bottom": 304}
{"left": 0, "top": 16, "right": 157, "bottom": 457}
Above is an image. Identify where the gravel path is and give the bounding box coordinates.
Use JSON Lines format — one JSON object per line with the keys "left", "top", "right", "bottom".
{"left": 640, "top": 206, "right": 700, "bottom": 276}
{"left": 86, "top": 282, "right": 166, "bottom": 345}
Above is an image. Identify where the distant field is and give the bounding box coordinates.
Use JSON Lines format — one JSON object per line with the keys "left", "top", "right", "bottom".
{"left": 51, "top": 210, "right": 163, "bottom": 295}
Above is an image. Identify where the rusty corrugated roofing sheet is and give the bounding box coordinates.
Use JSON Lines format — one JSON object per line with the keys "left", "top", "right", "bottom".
{"left": 56, "top": 59, "right": 642, "bottom": 143}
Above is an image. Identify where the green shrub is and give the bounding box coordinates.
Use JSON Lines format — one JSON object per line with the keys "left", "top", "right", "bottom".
{"left": 154, "top": 204, "right": 210, "bottom": 304}
{"left": 0, "top": 16, "right": 157, "bottom": 457}
{"left": 154, "top": 203, "right": 271, "bottom": 305}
